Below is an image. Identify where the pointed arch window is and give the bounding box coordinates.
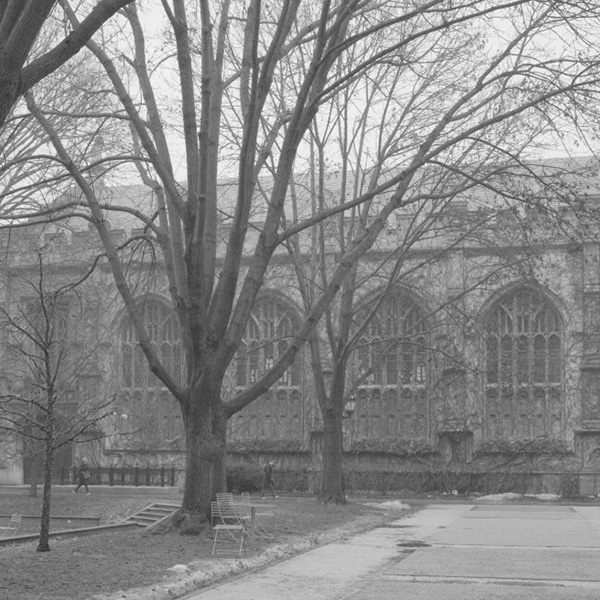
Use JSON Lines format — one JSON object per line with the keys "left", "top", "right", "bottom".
{"left": 484, "top": 288, "right": 563, "bottom": 439}
{"left": 229, "top": 295, "right": 304, "bottom": 443}
{"left": 119, "top": 301, "right": 183, "bottom": 447}
{"left": 355, "top": 294, "right": 429, "bottom": 388}
{"left": 352, "top": 292, "right": 430, "bottom": 441}
{"left": 235, "top": 296, "right": 302, "bottom": 388}
{"left": 121, "top": 302, "right": 184, "bottom": 389}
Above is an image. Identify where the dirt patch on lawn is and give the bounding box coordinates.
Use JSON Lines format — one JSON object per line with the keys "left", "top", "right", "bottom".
{"left": 0, "top": 490, "right": 411, "bottom": 600}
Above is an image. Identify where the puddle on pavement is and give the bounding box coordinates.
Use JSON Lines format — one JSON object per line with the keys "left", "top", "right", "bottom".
{"left": 396, "top": 540, "right": 431, "bottom": 547}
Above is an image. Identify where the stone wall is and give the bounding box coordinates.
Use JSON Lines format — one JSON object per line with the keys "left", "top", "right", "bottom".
{"left": 3, "top": 198, "right": 600, "bottom": 496}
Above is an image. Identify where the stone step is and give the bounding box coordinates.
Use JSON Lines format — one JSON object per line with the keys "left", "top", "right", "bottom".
{"left": 140, "top": 509, "right": 176, "bottom": 517}
{"left": 151, "top": 503, "right": 180, "bottom": 511}
{"left": 126, "top": 503, "right": 179, "bottom": 527}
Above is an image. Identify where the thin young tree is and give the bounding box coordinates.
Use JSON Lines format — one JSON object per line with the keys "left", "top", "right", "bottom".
{"left": 0, "top": 248, "right": 114, "bottom": 552}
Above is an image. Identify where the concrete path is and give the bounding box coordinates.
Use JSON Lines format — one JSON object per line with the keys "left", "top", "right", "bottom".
{"left": 183, "top": 502, "right": 600, "bottom": 600}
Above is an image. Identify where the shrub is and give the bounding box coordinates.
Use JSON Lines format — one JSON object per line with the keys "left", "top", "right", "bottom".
{"left": 226, "top": 464, "right": 309, "bottom": 493}
{"left": 348, "top": 438, "right": 436, "bottom": 457}
{"left": 558, "top": 474, "right": 579, "bottom": 499}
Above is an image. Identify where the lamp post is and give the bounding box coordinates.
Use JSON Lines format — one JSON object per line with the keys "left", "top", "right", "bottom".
{"left": 343, "top": 396, "right": 356, "bottom": 419}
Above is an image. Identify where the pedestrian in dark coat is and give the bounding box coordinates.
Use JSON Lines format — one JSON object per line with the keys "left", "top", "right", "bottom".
{"left": 261, "top": 460, "right": 278, "bottom": 499}
{"left": 73, "top": 461, "right": 91, "bottom": 494}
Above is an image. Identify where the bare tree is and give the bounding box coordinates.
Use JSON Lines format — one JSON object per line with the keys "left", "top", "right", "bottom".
{"left": 0, "top": 48, "right": 122, "bottom": 225}
{"left": 268, "top": 6, "right": 600, "bottom": 502}
{"left": 0, "top": 247, "right": 114, "bottom": 552}
{"left": 0, "top": 0, "right": 135, "bottom": 127}
{"left": 1, "top": 1, "right": 600, "bottom": 525}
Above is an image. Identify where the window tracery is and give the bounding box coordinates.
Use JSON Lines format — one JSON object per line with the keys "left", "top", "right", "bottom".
{"left": 353, "top": 293, "right": 430, "bottom": 440}
{"left": 235, "top": 296, "right": 302, "bottom": 388}
{"left": 229, "top": 295, "right": 303, "bottom": 442}
{"left": 484, "top": 288, "right": 563, "bottom": 439}
{"left": 119, "top": 301, "right": 183, "bottom": 447}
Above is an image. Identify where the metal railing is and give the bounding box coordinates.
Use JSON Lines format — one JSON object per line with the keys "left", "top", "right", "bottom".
{"left": 70, "top": 466, "right": 183, "bottom": 487}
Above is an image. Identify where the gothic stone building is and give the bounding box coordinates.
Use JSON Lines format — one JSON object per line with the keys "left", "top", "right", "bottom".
{"left": 2, "top": 176, "right": 600, "bottom": 497}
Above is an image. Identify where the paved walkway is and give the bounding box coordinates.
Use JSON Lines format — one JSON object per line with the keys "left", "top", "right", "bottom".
{"left": 182, "top": 503, "right": 600, "bottom": 600}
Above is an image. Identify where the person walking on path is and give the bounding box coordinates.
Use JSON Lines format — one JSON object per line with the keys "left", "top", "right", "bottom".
{"left": 261, "top": 460, "right": 278, "bottom": 499}
{"left": 73, "top": 460, "right": 91, "bottom": 494}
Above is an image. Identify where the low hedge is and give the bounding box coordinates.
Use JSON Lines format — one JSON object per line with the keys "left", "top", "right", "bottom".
{"left": 226, "top": 463, "right": 309, "bottom": 493}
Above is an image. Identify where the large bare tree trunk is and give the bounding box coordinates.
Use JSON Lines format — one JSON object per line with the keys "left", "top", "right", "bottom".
{"left": 319, "top": 362, "right": 348, "bottom": 504}
{"left": 320, "top": 406, "right": 346, "bottom": 504}
{"left": 181, "top": 421, "right": 215, "bottom": 529}
{"left": 212, "top": 407, "right": 228, "bottom": 494}
{"left": 180, "top": 383, "right": 227, "bottom": 529}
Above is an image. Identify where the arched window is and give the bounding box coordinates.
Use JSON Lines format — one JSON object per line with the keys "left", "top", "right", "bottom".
{"left": 119, "top": 301, "right": 183, "bottom": 448}
{"left": 235, "top": 296, "right": 302, "bottom": 388}
{"left": 353, "top": 292, "right": 430, "bottom": 440}
{"left": 229, "top": 295, "right": 303, "bottom": 442}
{"left": 484, "top": 288, "right": 563, "bottom": 440}
{"left": 356, "top": 294, "right": 428, "bottom": 388}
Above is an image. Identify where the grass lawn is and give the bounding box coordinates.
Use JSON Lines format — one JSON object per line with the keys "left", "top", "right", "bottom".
{"left": 0, "top": 487, "right": 410, "bottom": 600}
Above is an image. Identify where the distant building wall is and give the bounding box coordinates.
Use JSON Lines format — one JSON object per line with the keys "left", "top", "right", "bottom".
{"left": 2, "top": 197, "right": 600, "bottom": 496}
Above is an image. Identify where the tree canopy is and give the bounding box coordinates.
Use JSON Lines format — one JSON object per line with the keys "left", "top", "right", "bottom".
{"left": 2, "top": 0, "right": 600, "bottom": 520}
{"left": 0, "top": 0, "right": 134, "bottom": 127}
